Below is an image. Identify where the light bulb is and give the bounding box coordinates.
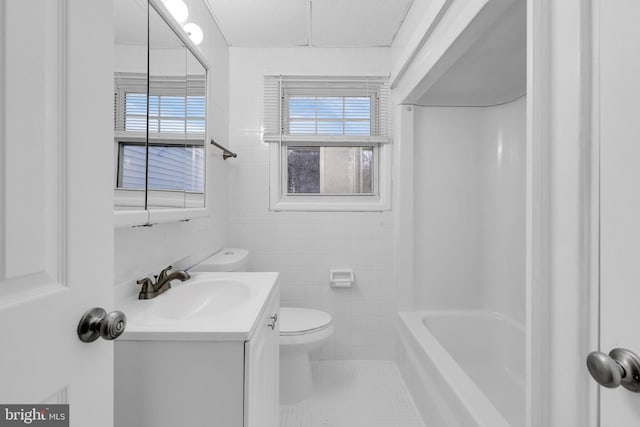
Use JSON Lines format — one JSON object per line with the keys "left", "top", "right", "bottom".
{"left": 183, "top": 22, "right": 203, "bottom": 45}
{"left": 164, "top": 0, "right": 188, "bottom": 24}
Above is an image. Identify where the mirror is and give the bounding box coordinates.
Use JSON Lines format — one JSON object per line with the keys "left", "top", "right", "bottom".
{"left": 113, "top": 0, "right": 148, "bottom": 210}
{"left": 113, "top": 0, "right": 206, "bottom": 212}
{"left": 185, "top": 52, "right": 206, "bottom": 209}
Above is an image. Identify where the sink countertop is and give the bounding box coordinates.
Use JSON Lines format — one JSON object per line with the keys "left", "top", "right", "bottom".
{"left": 118, "top": 272, "right": 279, "bottom": 342}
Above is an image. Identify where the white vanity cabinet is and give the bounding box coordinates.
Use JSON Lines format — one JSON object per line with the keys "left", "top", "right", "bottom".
{"left": 244, "top": 291, "right": 280, "bottom": 427}
{"left": 115, "top": 273, "right": 280, "bottom": 427}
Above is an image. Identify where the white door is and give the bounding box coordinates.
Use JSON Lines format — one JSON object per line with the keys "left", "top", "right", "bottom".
{"left": 594, "top": 0, "right": 640, "bottom": 424}
{"left": 0, "top": 1, "right": 115, "bottom": 426}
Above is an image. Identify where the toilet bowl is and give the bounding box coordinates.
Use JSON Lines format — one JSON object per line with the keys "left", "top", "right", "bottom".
{"left": 190, "top": 248, "right": 334, "bottom": 405}
{"left": 279, "top": 307, "right": 334, "bottom": 404}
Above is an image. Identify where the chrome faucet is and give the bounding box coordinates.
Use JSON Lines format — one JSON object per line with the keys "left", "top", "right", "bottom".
{"left": 136, "top": 265, "right": 190, "bottom": 299}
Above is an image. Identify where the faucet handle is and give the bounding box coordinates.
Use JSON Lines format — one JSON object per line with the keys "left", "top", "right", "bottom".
{"left": 158, "top": 265, "right": 173, "bottom": 281}
{"left": 136, "top": 277, "right": 153, "bottom": 289}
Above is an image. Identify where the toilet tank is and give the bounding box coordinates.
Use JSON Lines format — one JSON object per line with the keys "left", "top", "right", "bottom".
{"left": 190, "top": 248, "right": 249, "bottom": 272}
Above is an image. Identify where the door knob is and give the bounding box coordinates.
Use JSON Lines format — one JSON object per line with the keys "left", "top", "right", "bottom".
{"left": 586, "top": 348, "right": 640, "bottom": 392}
{"left": 77, "top": 308, "right": 127, "bottom": 343}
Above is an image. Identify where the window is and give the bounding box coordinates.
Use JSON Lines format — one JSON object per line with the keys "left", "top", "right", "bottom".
{"left": 264, "top": 76, "right": 391, "bottom": 211}
{"left": 287, "top": 146, "right": 374, "bottom": 194}
{"left": 114, "top": 73, "right": 205, "bottom": 207}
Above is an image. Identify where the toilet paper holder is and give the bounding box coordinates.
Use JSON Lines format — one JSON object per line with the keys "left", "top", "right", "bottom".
{"left": 329, "top": 269, "right": 354, "bottom": 288}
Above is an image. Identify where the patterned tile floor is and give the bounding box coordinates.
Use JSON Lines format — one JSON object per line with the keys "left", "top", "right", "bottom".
{"left": 280, "top": 360, "right": 425, "bottom": 427}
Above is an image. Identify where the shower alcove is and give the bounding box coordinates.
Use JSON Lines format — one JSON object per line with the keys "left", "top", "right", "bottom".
{"left": 393, "top": 0, "right": 526, "bottom": 425}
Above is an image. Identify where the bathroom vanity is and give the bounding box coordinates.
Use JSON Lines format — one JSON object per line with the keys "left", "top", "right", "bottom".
{"left": 114, "top": 272, "right": 280, "bottom": 427}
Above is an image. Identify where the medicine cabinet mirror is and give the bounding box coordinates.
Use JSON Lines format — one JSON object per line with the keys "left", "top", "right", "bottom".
{"left": 113, "top": 0, "right": 207, "bottom": 217}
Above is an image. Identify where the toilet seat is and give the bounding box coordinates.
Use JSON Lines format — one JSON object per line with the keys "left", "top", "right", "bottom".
{"left": 279, "top": 307, "right": 332, "bottom": 336}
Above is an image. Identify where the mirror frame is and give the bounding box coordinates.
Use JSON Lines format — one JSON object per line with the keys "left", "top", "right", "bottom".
{"left": 114, "top": 0, "right": 212, "bottom": 228}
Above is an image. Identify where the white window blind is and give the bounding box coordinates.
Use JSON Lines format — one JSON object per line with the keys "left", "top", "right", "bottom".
{"left": 114, "top": 72, "right": 206, "bottom": 139}
{"left": 263, "top": 75, "right": 391, "bottom": 144}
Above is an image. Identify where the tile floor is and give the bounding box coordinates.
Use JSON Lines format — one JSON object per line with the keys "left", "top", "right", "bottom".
{"left": 280, "top": 360, "right": 425, "bottom": 427}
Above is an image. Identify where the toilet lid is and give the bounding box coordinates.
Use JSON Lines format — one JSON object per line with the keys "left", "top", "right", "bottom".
{"left": 279, "top": 307, "right": 332, "bottom": 336}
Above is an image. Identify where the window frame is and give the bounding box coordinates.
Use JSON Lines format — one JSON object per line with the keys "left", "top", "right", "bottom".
{"left": 265, "top": 75, "right": 392, "bottom": 212}
{"left": 269, "top": 142, "right": 391, "bottom": 212}
{"left": 282, "top": 141, "right": 379, "bottom": 196}
{"left": 116, "top": 140, "right": 205, "bottom": 192}
{"left": 114, "top": 136, "right": 207, "bottom": 209}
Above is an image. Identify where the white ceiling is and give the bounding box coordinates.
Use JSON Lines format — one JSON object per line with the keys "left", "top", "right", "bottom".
{"left": 205, "top": 0, "right": 414, "bottom": 47}
{"left": 415, "top": 0, "right": 526, "bottom": 107}
{"left": 115, "top": 0, "right": 185, "bottom": 48}
{"left": 114, "top": 0, "right": 147, "bottom": 46}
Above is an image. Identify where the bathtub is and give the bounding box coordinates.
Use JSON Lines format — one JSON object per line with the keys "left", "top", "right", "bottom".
{"left": 397, "top": 310, "right": 525, "bottom": 427}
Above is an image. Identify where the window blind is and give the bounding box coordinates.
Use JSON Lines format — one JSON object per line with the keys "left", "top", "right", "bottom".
{"left": 263, "top": 75, "right": 391, "bottom": 144}
{"left": 114, "top": 72, "right": 206, "bottom": 138}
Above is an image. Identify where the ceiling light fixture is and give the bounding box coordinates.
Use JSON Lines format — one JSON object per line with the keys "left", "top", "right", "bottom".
{"left": 163, "top": 0, "right": 188, "bottom": 24}
{"left": 183, "top": 22, "right": 203, "bottom": 45}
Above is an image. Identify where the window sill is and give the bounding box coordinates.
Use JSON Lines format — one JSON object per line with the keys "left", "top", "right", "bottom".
{"left": 270, "top": 196, "right": 390, "bottom": 212}
{"left": 114, "top": 209, "right": 149, "bottom": 228}
{"left": 113, "top": 207, "right": 210, "bottom": 228}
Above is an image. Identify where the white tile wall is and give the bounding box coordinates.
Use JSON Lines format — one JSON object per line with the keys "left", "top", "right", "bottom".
{"left": 228, "top": 47, "right": 396, "bottom": 360}
{"left": 114, "top": 1, "right": 230, "bottom": 297}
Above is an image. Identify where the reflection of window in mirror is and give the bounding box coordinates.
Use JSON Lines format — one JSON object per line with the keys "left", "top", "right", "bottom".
{"left": 114, "top": 74, "right": 205, "bottom": 195}
{"left": 113, "top": 0, "right": 207, "bottom": 213}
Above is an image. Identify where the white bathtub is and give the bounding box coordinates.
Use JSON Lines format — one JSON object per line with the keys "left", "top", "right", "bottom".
{"left": 397, "top": 310, "right": 525, "bottom": 427}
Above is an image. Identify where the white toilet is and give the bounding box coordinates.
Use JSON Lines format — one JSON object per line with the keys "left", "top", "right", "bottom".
{"left": 278, "top": 307, "right": 334, "bottom": 404}
{"left": 190, "top": 248, "right": 334, "bottom": 404}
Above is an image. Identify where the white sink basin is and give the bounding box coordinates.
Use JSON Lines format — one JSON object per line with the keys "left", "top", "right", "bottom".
{"left": 119, "top": 272, "right": 279, "bottom": 341}
{"left": 146, "top": 279, "right": 250, "bottom": 320}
